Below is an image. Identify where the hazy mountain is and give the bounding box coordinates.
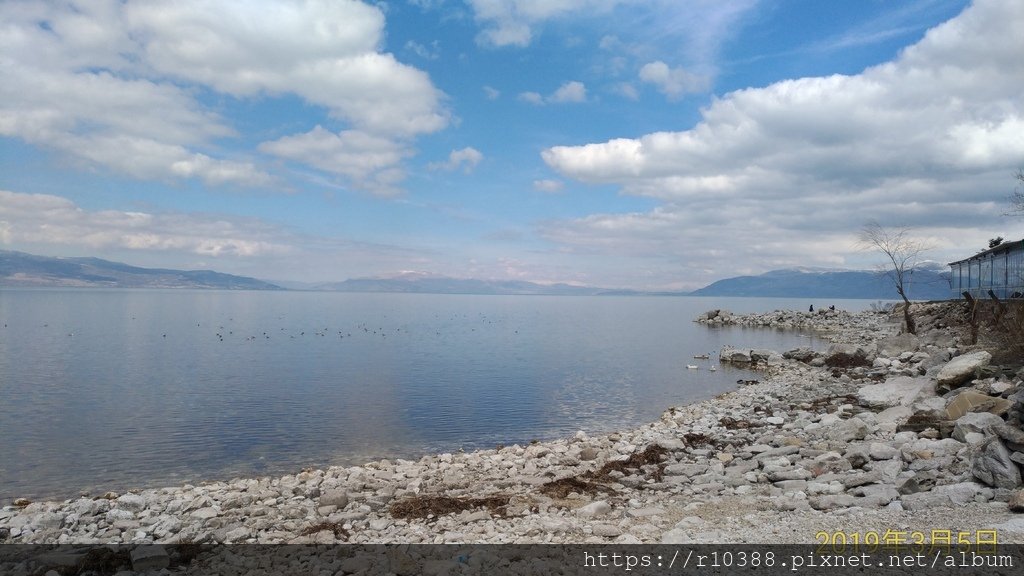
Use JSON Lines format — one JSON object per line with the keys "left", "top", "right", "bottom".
{"left": 0, "top": 250, "right": 283, "bottom": 290}
{"left": 313, "top": 272, "right": 631, "bottom": 296}
{"left": 688, "top": 266, "right": 951, "bottom": 300}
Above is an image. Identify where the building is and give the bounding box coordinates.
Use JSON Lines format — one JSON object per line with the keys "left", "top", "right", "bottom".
{"left": 948, "top": 239, "right": 1024, "bottom": 299}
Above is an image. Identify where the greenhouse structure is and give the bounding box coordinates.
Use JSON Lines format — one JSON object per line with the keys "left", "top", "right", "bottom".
{"left": 948, "top": 239, "right": 1024, "bottom": 299}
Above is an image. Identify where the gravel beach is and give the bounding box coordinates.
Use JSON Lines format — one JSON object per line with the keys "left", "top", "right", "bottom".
{"left": 2, "top": 302, "right": 1023, "bottom": 569}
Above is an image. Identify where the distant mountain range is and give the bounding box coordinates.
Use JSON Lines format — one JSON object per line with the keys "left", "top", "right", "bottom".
{"left": 688, "top": 265, "right": 951, "bottom": 300}
{"left": 0, "top": 250, "right": 282, "bottom": 290}
{"left": 0, "top": 250, "right": 954, "bottom": 299}
{"left": 311, "top": 272, "right": 634, "bottom": 296}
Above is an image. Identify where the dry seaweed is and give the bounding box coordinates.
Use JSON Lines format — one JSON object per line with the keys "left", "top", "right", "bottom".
{"left": 389, "top": 495, "right": 509, "bottom": 520}
{"left": 538, "top": 476, "right": 609, "bottom": 498}
{"left": 586, "top": 444, "right": 668, "bottom": 482}
{"left": 301, "top": 521, "right": 350, "bottom": 540}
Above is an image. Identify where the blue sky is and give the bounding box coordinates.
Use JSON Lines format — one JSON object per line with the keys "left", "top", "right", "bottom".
{"left": 2, "top": 0, "right": 1022, "bottom": 289}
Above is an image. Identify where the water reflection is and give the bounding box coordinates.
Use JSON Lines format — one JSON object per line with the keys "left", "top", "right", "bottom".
{"left": 0, "top": 290, "right": 862, "bottom": 501}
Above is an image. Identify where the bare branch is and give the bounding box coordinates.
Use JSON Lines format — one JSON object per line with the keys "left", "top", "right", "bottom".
{"left": 1008, "top": 169, "right": 1024, "bottom": 217}
{"left": 858, "top": 220, "right": 932, "bottom": 334}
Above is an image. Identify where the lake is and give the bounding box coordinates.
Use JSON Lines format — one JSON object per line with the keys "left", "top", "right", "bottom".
{"left": 0, "top": 289, "right": 878, "bottom": 502}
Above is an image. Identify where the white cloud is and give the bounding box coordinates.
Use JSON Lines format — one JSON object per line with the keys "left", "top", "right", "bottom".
{"left": 533, "top": 179, "right": 565, "bottom": 193}
{"left": 519, "top": 82, "right": 588, "bottom": 105}
{"left": 467, "top": 0, "right": 633, "bottom": 47}
{"left": 483, "top": 86, "right": 502, "bottom": 100}
{"left": 0, "top": 0, "right": 448, "bottom": 194}
{"left": 638, "top": 61, "right": 710, "bottom": 100}
{"left": 550, "top": 81, "right": 588, "bottom": 103}
{"left": 260, "top": 126, "right": 413, "bottom": 197}
{"left": 428, "top": 147, "right": 484, "bottom": 173}
{"left": 541, "top": 0, "right": 1024, "bottom": 287}
{"left": 518, "top": 91, "right": 546, "bottom": 105}
{"left": 0, "top": 188, "right": 438, "bottom": 282}
{"left": 0, "top": 190, "right": 291, "bottom": 258}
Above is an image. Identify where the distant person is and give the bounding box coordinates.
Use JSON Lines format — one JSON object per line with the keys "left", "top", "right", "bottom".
{"left": 809, "top": 304, "right": 814, "bottom": 312}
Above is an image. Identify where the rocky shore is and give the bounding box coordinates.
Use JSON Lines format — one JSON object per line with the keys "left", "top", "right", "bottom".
{"left": 3, "top": 302, "right": 1024, "bottom": 569}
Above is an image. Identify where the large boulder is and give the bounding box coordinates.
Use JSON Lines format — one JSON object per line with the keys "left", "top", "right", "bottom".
{"left": 783, "top": 347, "right": 819, "bottom": 363}
{"left": 824, "top": 343, "right": 872, "bottom": 368}
{"left": 877, "top": 333, "right": 920, "bottom": 357}
{"left": 720, "top": 346, "right": 752, "bottom": 363}
{"left": 945, "top": 390, "right": 1013, "bottom": 420}
{"left": 936, "top": 351, "right": 992, "bottom": 390}
{"left": 951, "top": 412, "right": 1004, "bottom": 443}
{"left": 857, "top": 376, "right": 933, "bottom": 410}
{"left": 971, "top": 437, "right": 1022, "bottom": 489}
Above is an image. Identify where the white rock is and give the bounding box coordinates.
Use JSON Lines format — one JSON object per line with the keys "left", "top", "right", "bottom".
{"left": 936, "top": 351, "right": 992, "bottom": 388}
{"left": 576, "top": 501, "right": 612, "bottom": 518}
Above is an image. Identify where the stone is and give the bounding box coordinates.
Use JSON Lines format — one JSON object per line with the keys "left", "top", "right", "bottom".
{"left": 992, "top": 423, "right": 1024, "bottom": 451}
{"left": 809, "top": 495, "right": 856, "bottom": 510}
{"left": 875, "top": 406, "right": 913, "bottom": 426}
{"left": 576, "top": 501, "right": 612, "bottom": 518}
{"left": 945, "top": 390, "right": 1013, "bottom": 420}
{"left": 783, "top": 348, "right": 818, "bottom": 363}
{"left": 936, "top": 351, "right": 992, "bottom": 390}
{"left": 115, "top": 494, "right": 146, "bottom": 512}
{"left": 223, "top": 526, "right": 252, "bottom": 542}
{"left": 951, "top": 412, "right": 1005, "bottom": 442}
{"left": 1009, "top": 490, "right": 1024, "bottom": 512}
{"left": 319, "top": 489, "right": 349, "bottom": 509}
{"left": 592, "top": 524, "right": 622, "bottom": 537}
{"left": 720, "top": 347, "right": 752, "bottom": 363}
{"left": 824, "top": 343, "right": 871, "bottom": 368}
{"left": 898, "top": 410, "right": 954, "bottom": 437}
{"left": 856, "top": 376, "right": 932, "bottom": 409}
{"left": 190, "top": 506, "right": 220, "bottom": 520}
{"left": 130, "top": 545, "right": 169, "bottom": 571}
{"left": 877, "top": 333, "right": 920, "bottom": 357}
{"left": 972, "top": 437, "right": 1022, "bottom": 489}
{"left": 868, "top": 443, "right": 900, "bottom": 460}
{"left": 579, "top": 447, "right": 600, "bottom": 461}
{"left": 826, "top": 417, "right": 868, "bottom": 442}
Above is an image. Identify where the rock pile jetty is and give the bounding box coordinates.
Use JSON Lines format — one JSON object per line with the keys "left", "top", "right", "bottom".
{"left": 2, "top": 302, "right": 1023, "bottom": 571}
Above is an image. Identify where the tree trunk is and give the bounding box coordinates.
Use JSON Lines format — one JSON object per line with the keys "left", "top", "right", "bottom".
{"left": 899, "top": 293, "right": 916, "bottom": 334}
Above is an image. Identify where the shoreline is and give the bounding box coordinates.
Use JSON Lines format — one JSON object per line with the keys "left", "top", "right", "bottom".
{"left": 2, "top": 303, "right": 1023, "bottom": 551}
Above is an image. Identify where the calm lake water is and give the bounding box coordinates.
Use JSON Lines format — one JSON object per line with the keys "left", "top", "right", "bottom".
{"left": 0, "top": 289, "right": 879, "bottom": 501}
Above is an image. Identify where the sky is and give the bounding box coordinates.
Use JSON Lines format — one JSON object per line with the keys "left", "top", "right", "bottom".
{"left": 1, "top": 0, "right": 1023, "bottom": 290}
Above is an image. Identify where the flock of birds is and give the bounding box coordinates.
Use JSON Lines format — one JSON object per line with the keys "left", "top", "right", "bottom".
{"left": 18, "top": 312, "right": 514, "bottom": 345}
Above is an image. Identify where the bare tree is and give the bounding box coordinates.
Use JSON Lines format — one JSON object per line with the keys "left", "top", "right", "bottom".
{"left": 1009, "top": 169, "right": 1024, "bottom": 216}
{"left": 859, "top": 221, "right": 931, "bottom": 334}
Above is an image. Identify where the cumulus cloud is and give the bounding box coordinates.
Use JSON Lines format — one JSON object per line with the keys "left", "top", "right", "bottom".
{"left": 541, "top": 0, "right": 1024, "bottom": 287}
{"left": 0, "top": 190, "right": 291, "bottom": 258}
{"left": 428, "top": 147, "right": 484, "bottom": 173}
{"left": 0, "top": 0, "right": 448, "bottom": 193}
{"left": 259, "top": 126, "right": 413, "bottom": 196}
{"left": 638, "top": 61, "right": 710, "bottom": 100}
{"left": 550, "top": 81, "right": 588, "bottom": 103}
{"left": 518, "top": 91, "right": 545, "bottom": 105}
{"left": 519, "top": 82, "right": 588, "bottom": 105}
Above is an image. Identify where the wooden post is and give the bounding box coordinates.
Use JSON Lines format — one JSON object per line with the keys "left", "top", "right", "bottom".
{"left": 963, "top": 291, "right": 979, "bottom": 345}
